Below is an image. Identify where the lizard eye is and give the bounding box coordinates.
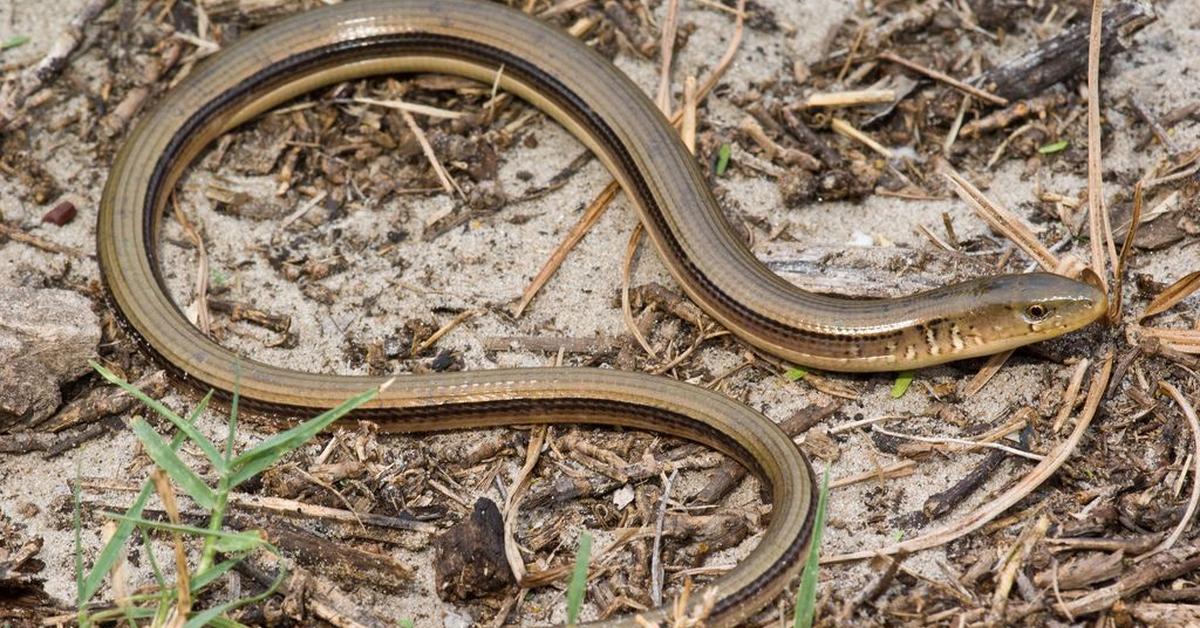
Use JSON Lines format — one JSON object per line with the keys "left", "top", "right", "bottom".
{"left": 1024, "top": 303, "right": 1050, "bottom": 321}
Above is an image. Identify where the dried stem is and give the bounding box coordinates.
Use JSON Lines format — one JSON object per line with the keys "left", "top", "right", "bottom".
{"left": 879, "top": 51, "right": 1007, "bottom": 106}
{"left": 1135, "top": 382, "right": 1200, "bottom": 561}
{"left": 824, "top": 352, "right": 1112, "bottom": 563}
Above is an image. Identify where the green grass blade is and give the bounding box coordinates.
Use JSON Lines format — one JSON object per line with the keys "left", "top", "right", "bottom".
{"left": 890, "top": 371, "right": 915, "bottom": 398}
{"left": 80, "top": 605, "right": 157, "bottom": 625}
{"left": 1038, "top": 139, "right": 1069, "bottom": 154}
{"left": 129, "top": 418, "right": 216, "bottom": 509}
{"left": 190, "top": 557, "right": 243, "bottom": 593}
{"left": 103, "top": 513, "right": 269, "bottom": 550}
{"left": 79, "top": 393, "right": 211, "bottom": 602}
{"left": 398, "top": 620, "right": 415, "bottom": 628}
{"left": 138, "top": 528, "right": 167, "bottom": 589}
{"left": 1, "top": 35, "right": 30, "bottom": 51}
{"left": 715, "top": 143, "right": 732, "bottom": 175}
{"left": 225, "top": 361, "right": 241, "bottom": 463}
{"left": 566, "top": 531, "right": 593, "bottom": 626}
{"left": 793, "top": 468, "right": 830, "bottom": 628}
{"left": 213, "top": 530, "right": 267, "bottom": 553}
{"left": 73, "top": 476, "right": 85, "bottom": 621}
{"left": 92, "top": 361, "right": 227, "bottom": 474}
{"left": 182, "top": 565, "right": 287, "bottom": 628}
{"left": 785, "top": 367, "right": 808, "bottom": 381}
{"left": 229, "top": 386, "right": 378, "bottom": 488}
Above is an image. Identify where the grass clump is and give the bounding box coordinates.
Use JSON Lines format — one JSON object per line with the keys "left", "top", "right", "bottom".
{"left": 72, "top": 361, "right": 380, "bottom": 626}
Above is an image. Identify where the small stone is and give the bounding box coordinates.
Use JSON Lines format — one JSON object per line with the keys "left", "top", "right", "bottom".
{"left": 443, "top": 610, "right": 473, "bottom": 628}
{"left": 792, "top": 60, "right": 810, "bottom": 85}
{"left": 383, "top": 335, "right": 405, "bottom": 359}
{"left": 432, "top": 497, "right": 514, "bottom": 602}
{"left": 0, "top": 368, "right": 56, "bottom": 431}
{"left": 613, "top": 484, "right": 635, "bottom": 510}
{"left": 847, "top": 231, "right": 874, "bottom": 248}
{"left": 429, "top": 349, "right": 462, "bottom": 372}
{"left": 0, "top": 288, "right": 100, "bottom": 430}
{"left": 41, "top": 200, "right": 77, "bottom": 226}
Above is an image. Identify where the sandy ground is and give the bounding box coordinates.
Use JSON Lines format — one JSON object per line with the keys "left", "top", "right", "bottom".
{"left": 2, "top": 0, "right": 1199, "bottom": 625}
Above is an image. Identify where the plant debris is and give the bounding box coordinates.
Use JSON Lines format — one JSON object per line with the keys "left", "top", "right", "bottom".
{"left": 1, "top": 0, "right": 1199, "bottom": 625}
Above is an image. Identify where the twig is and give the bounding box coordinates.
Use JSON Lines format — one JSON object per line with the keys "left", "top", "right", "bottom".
{"left": 923, "top": 446, "right": 1012, "bottom": 520}
{"left": 0, "top": 222, "right": 89, "bottom": 258}
{"left": 693, "top": 0, "right": 746, "bottom": 101}
{"left": 100, "top": 40, "right": 183, "bottom": 137}
{"left": 622, "top": 225, "right": 657, "bottom": 358}
{"left": 401, "top": 110, "right": 465, "bottom": 200}
{"left": 486, "top": 64, "right": 505, "bottom": 125}
{"left": 650, "top": 469, "right": 678, "bottom": 607}
{"left": 484, "top": 335, "right": 625, "bottom": 354}
{"left": 655, "top": 0, "right": 680, "bottom": 113}
{"left": 350, "top": 96, "right": 465, "bottom": 120}
{"left": 231, "top": 492, "right": 433, "bottom": 532}
{"left": 830, "top": 461, "right": 917, "bottom": 489}
{"left": 538, "top": 0, "right": 590, "bottom": 18}
{"left": 1135, "top": 382, "right": 1200, "bottom": 561}
{"left": 824, "top": 352, "right": 1112, "bottom": 563}
{"left": 235, "top": 561, "right": 378, "bottom": 627}
{"left": 985, "top": 122, "right": 1036, "bottom": 169}
{"left": 44, "top": 370, "right": 169, "bottom": 432}
{"left": 170, "top": 196, "right": 211, "bottom": 335}
{"left": 1141, "top": 271, "right": 1200, "bottom": 320}
{"left": 1060, "top": 545, "right": 1200, "bottom": 616}
{"left": 1052, "top": 359, "right": 1091, "bottom": 433}
{"left": 878, "top": 51, "right": 1007, "bottom": 106}
{"left": 411, "top": 309, "right": 478, "bottom": 355}
{"left": 991, "top": 515, "right": 1051, "bottom": 619}
{"left": 1130, "top": 98, "right": 1177, "bottom": 154}
{"left": 512, "top": 0, "right": 746, "bottom": 316}
{"left": 873, "top": 425, "right": 1044, "bottom": 461}
{"left": 943, "top": 94, "right": 972, "bottom": 154}
{"left": 831, "top": 118, "right": 893, "bottom": 158}
{"left": 1085, "top": 0, "right": 1118, "bottom": 295}
{"left": 504, "top": 426, "right": 547, "bottom": 585}
{"left": 781, "top": 108, "right": 844, "bottom": 167}
{"left": 0, "top": 0, "right": 114, "bottom": 130}
{"left": 964, "top": 349, "right": 1016, "bottom": 397}
{"left": 512, "top": 182, "right": 618, "bottom": 317}
{"left": 149, "top": 469, "right": 192, "bottom": 618}
{"left": 692, "top": 402, "right": 841, "bottom": 504}
{"left": 739, "top": 116, "right": 820, "bottom": 170}
{"left": 970, "top": 1, "right": 1156, "bottom": 101}
{"left": 207, "top": 298, "right": 291, "bottom": 333}
{"left": 277, "top": 189, "right": 328, "bottom": 231}
{"left": 650, "top": 329, "right": 724, "bottom": 375}
{"left": 941, "top": 167, "right": 1061, "bottom": 272}
{"left": 865, "top": 0, "right": 941, "bottom": 48}
{"left": 1144, "top": 160, "right": 1200, "bottom": 188}
{"left": 961, "top": 91, "right": 1067, "bottom": 137}
{"left": 681, "top": 76, "right": 698, "bottom": 152}
{"left": 799, "top": 89, "right": 896, "bottom": 108}
{"left": 1050, "top": 559, "right": 1075, "bottom": 621}
{"left": 1141, "top": 328, "right": 1200, "bottom": 355}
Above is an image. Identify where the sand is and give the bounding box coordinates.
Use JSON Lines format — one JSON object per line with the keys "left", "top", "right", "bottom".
{"left": 2, "top": 0, "right": 1198, "bottom": 624}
